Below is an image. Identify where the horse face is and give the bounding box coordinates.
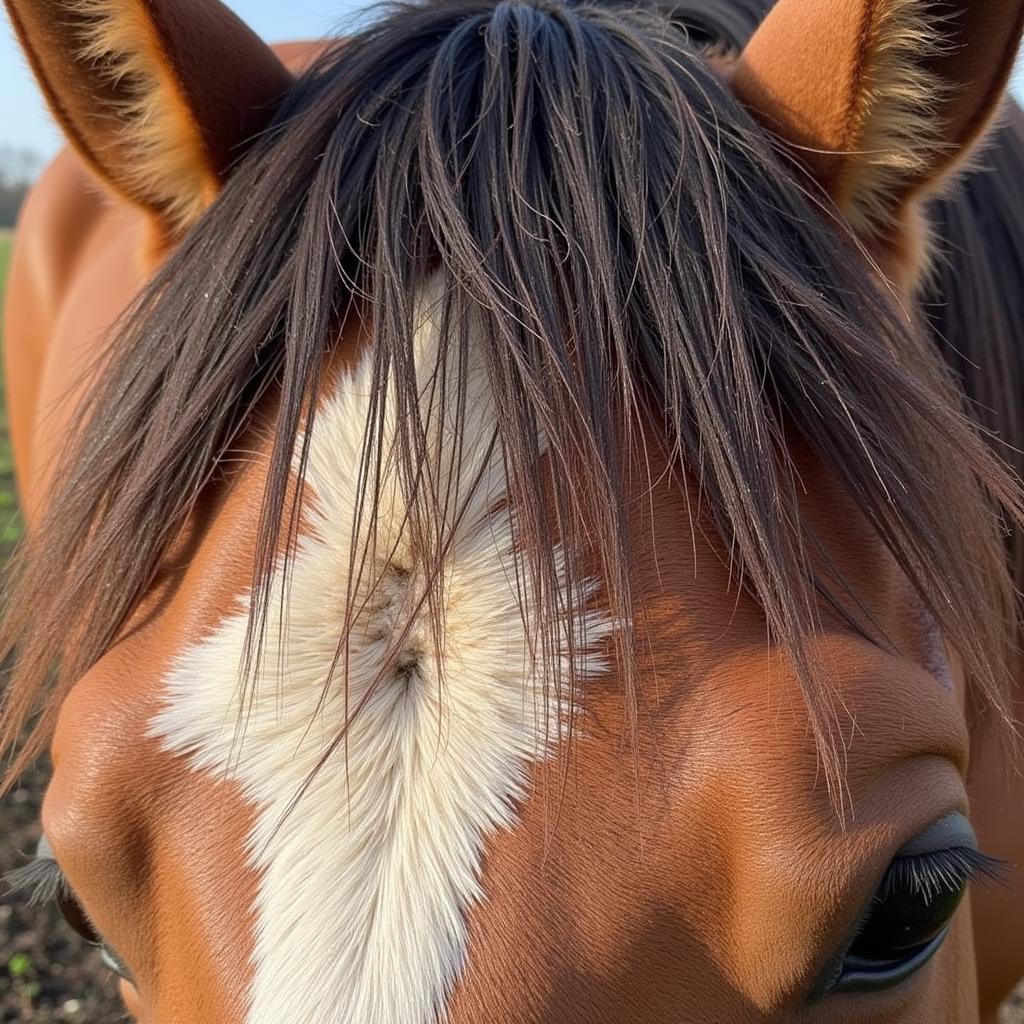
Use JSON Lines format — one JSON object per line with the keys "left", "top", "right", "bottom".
{"left": 5, "top": 0, "right": 1023, "bottom": 1021}
{"left": 40, "top": 427, "right": 978, "bottom": 1022}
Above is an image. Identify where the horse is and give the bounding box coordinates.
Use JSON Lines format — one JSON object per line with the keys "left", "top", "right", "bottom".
{"left": 2, "top": 0, "right": 1024, "bottom": 1020}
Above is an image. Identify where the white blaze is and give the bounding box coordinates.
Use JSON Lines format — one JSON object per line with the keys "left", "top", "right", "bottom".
{"left": 151, "top": 285, "right": 609, "bottom": 1024}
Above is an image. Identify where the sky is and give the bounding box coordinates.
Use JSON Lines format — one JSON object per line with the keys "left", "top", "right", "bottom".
{"left": 1, "top": 1, "right": 1023, "bottom": 161}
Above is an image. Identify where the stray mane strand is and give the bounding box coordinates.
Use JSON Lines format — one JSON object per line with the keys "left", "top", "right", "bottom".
{"left": 2, "top": 0, "right": 1022, "bottom": 798}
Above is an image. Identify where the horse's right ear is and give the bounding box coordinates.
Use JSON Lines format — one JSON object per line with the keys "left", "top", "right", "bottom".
{"left": 4, "top": 0, "right": 292, "bottom": 241}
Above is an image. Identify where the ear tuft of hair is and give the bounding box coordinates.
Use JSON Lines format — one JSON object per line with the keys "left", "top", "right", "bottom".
{"left": 74, "top": 0, "right": 217, "bottom": 232}
{"left": 734, "top": 0, "right": 1024, "bottom": 276}
{"left": 4, "top": 0, "right": 292, "bottom": 243}
{"left": 834, "top": 0, "right": 948, "bottom": 241}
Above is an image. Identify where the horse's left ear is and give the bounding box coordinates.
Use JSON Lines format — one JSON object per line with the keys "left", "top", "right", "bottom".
{"left": 733, "top": 0, "right": 1024, "bottom": 273}
{"left": 4, "top": 0, "right": 293, "bottom": 242}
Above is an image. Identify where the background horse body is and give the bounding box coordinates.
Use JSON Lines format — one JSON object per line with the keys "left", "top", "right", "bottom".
{"left": 3, "top": 1, "right": 1024, "bottom": 1021}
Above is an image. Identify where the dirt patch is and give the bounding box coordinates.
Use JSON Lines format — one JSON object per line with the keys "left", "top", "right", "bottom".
{"left": 1009, "top": 986, "right": 1024, "bottom": 1024}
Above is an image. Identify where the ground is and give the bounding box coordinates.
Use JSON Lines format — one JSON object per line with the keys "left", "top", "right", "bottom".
{"left": 0, "top": 226, "right": 1021, "bottom": 1022}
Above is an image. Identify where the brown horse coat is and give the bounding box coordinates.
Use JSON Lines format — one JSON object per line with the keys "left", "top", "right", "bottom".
{"left": 4, "top": 1, "right": 1024, "bottom": 1021}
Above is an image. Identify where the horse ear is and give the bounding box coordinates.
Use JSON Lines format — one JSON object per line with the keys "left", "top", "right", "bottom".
{"left": 732, "top": 0, "right": 1024, "bottom": 270}
{"left": 4, "top": 0, "right": 293, "bottom": 239}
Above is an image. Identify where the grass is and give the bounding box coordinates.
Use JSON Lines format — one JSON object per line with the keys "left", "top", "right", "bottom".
{"left": 0, "top": 230, "right": 11, "bottom": 287}
{"left": 0, "top": 228, "right": 24, "bottom": 554}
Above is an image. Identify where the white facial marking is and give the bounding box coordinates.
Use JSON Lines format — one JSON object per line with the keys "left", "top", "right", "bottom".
{"left": 151, "top": 284, "right": 609, "bottom": 1024}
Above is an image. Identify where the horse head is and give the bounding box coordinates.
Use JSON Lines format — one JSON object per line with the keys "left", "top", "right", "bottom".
{"left": 2, "top": 0, "right": 1023, "bottom": 1020}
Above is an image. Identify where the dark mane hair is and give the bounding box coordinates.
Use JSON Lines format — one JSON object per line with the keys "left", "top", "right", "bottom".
{"left": 923, "top": 104, "right": 1024, "bottom": 613}
{"left": 3, "top": 0, "right": 1022, "bottom": 795}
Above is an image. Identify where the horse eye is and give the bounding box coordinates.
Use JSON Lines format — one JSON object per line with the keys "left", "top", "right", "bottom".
{"left": 4, "top": 835, "right": 135, "bottom": 985}
{"left": 835, "top": 861, "right": 965, "bottom": 990}
{"left": 55, "top": 883, "right": 135, "bottom": 984}
{"left": 827, "top": 813, "right": 1002, "bottom": 995}
{"left": 55, "top": 886, "right": 102, "bottom": 944}
{"left": 97, "top": 942, "right": 136, "bottom": 984}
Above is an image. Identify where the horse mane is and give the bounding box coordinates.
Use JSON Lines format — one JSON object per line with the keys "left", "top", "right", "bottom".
{"left": 923, "top": 103, "right": 1024, "bottom": 610}
{"left": 2, "top": 0, "right": 1022, "bottom": 796}
{"left": 681, "top": 0, "right": 1024, "bottom": 600}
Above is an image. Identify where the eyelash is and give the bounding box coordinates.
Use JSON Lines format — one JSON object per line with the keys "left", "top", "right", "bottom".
{"left": 879, "top": 846, "right": 1006, "bottom": 904}
{"left": 3, "top": 853, "right": 68, "bottom": 906}
{"left": 6, "top": 845, "right": 1004, "bottom": 994}
{"left": 8, "top": 847, "right": 1005, "bottom": 907}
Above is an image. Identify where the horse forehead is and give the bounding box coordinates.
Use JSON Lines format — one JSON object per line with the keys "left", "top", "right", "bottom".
{"left": 48, "top": 369, "right": 959, "bottom": 1023}
{"left": 442, "top": 634, "right": 968, "bottom": 1021}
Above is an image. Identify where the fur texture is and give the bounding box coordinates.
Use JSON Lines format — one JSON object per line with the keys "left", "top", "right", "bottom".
{"left": 152, "top": 284, "right": 610, "bottom": 1024}
{"left": 838, "top": 0, "right": 949, "bottom": 240}
{"left": 74, "top": 0, "right": 216, "bottom": 230}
